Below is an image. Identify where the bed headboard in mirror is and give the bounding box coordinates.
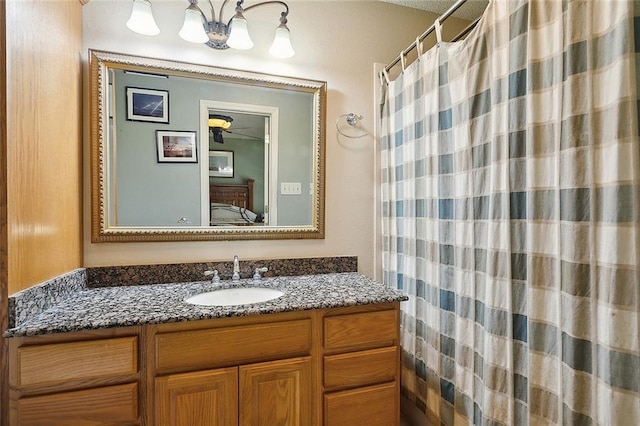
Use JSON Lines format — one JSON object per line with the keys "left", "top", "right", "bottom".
{"left": 89, "top": 50, "right": 326, "bottom": 242}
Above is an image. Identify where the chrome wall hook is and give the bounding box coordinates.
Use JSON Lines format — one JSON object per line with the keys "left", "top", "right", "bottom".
{"left": 336, "top": 113, "right": 367, "bottom": 138}
{"left": 345, "top": 113, "right": 362, "bottom": 126}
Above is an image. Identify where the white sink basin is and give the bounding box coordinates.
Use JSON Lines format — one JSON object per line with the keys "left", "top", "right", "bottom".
{"left": 185, "top": 287, "right": 284, "bottom": 306}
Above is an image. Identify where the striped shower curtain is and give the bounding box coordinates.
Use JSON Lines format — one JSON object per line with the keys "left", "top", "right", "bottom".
{"left": 380, "top": 1, "right": 640, "bottom": 424}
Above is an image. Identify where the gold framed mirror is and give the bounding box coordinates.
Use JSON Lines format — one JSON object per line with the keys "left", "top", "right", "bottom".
{"left": 89, "top": 50, "right": 326, "bottom": 242}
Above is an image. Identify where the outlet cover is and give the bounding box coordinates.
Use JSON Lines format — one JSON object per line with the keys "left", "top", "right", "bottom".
{"left": 281, "top": 182, "right": 302, "bottom": 195}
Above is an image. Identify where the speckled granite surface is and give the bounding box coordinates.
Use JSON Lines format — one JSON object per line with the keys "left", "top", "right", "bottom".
{"left": 8, "top": 269, "right": 87, "bottom": 329}
{"left": 8, "top": 257, "right": 358, "bottom": 330}
{"left": 5, "top": 273, "right": 407, "bottom": 338}
{"left": 86, "top": 256, "right": 358, "bottom": 287}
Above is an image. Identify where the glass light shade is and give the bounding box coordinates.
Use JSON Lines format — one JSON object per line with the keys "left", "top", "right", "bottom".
{"left": 179, "top": 8, "right": 208, "bottom": 43}
{"left": 208, "top": 118, "right": 232, "bottom": 129}
{"left": 227, "top": 16, "right": 254, "bottom": 50}
{"left": 269, "top": 25, "right": 295, "bottom": 58}
{"left": 126, "top": 0, "right": 160, "bottom": 36}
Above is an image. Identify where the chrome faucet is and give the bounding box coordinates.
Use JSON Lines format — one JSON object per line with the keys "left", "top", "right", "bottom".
{"left": 232, "top": 255, "right": 240, "bottom": 282}
{"left": 253, "top": 267, "right": 268, "bottom": 281}
{"left": 204, "top": 269, "right": 220, "bottom": 284}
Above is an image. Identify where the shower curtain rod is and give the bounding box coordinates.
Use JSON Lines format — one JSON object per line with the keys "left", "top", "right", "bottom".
{"left": 451, "top": 15, "right": 481, "bottom": 42}
{"left": 383, "top": 0, "right": 475, "bottom": 73}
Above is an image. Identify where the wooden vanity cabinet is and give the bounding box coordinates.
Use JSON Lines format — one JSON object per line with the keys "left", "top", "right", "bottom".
{"left": 7, "top": 302, "right": 400, "bottom": 425}
{"left": 7, "top": 327, "right": 142, "bottom": 425}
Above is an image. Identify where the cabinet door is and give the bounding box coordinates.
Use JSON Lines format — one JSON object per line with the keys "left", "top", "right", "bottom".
{"left": 155, "top": 367, "right": 238, "bottom": 426}
{"left": 239, "top": 357, "right": 312, "bottom": 426}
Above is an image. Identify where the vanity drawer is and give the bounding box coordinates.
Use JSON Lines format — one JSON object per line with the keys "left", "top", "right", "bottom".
{"left": 324, "top": 381, "right": 398, "bottom": 426}
{"left": 324, "top": 309, "right": 398, "bottom": 352}
{"left": 324, "top": 346, "right": 397, "bottom": 390}
{"left": 16, "top": 336, "right": 138, "bottom": 388}
{"left": 15, "top": 382, "right": 139, "bottom": 425}
{"left": 156, "top": 319, "right": 312, "bottom": 373}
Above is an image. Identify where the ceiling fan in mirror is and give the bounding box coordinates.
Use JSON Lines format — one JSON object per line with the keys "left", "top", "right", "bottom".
{"left": 208, "top": 113, "right": 264, "bottom": 143}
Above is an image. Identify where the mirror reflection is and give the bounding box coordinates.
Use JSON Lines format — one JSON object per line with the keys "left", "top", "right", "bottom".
{"left": 91, "top": 50, "right": 326, "bottom": 242}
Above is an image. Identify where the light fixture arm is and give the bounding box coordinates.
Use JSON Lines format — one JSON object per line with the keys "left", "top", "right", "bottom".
{"left": 205, "top": 0, "right": 217, "bottom": 23}
{"left": 214, "top": 0, "right": 233, "bottom": 25}
{"left": 170, "top": 0, "right": 293, "bottom": 55}
{"left": 239, "top": 1, "right": 289, "bottom": 26}
{"left": 217, "top": 0, "right": 291, "bottom": 50}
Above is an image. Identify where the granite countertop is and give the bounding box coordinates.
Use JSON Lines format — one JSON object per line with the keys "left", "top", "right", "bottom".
{"left": 5, "top": 273, "right": 408, "bottom": 338}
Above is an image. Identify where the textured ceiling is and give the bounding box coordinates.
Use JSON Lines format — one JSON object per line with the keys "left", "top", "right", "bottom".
{"left": 380, "top": 0, "right": 489, "bottom": 22}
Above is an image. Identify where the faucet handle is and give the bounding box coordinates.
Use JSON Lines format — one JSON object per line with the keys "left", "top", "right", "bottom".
{"left": 204, "top": 269, "right": 220, "bottom": 283}
{"left": 253, "top": 267, "right": 268, "bottom": 281}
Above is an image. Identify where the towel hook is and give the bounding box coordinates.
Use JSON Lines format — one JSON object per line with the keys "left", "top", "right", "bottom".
{"left": 336, "top": 113, "right": 367, "bottom": 139}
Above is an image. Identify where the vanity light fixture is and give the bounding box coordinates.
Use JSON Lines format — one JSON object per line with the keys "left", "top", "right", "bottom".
{"left": 126, "top": 0, "right": 295, "bottom": 58}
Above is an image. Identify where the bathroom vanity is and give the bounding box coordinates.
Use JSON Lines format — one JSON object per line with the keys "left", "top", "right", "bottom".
{"left": 6, "top": 273, "right": 406, "bottom": 425}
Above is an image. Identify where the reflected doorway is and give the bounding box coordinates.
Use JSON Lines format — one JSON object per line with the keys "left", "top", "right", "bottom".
{"left": 199, "top": 101, "right": 279, "bottom": 226}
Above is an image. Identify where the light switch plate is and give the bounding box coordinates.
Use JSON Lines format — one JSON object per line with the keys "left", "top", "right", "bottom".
{"left": 281, "top": 182, "right": 302, "bottom": 195}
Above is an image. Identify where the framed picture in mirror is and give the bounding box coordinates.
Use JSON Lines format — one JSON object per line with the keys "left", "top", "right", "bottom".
{"left": 126, "top": 87, "right": 169, "bottom": 123}
{"left": 209, "top": 150, "right": 234, "bottom": 177}
{"left": 156, "top": 130, "right": 197, "bottom": 163}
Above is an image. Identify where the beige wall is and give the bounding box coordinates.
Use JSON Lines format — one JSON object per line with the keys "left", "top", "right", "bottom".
{"left": 82, "top": 0, "right": 469, "bottom": 279}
